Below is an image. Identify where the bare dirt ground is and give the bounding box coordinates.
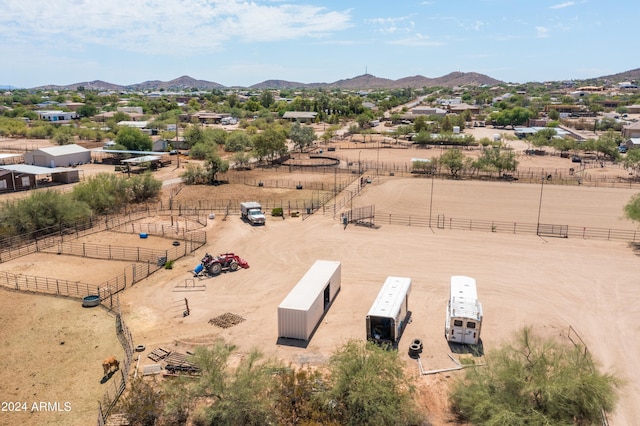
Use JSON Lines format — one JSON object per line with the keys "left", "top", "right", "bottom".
{"left": 2, "top": 128, "right": 640, "bottom": 425}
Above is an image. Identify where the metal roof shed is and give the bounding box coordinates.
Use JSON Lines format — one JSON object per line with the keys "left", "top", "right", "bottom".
{"left": 24, "top": 144, "right": 91, "bottom": 167}
{"left": 278, "top": 260, "right": 341, "bottom": 341}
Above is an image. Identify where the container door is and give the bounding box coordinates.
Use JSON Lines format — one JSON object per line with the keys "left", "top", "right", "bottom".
{"left": 451, "top": 319, "right": 464, "bottom": 342}
{"left": 323, "top": 284, "right": 330, "bottom": 311}
{"left": 461, "top": 320, "right": 478, "bottom": 344}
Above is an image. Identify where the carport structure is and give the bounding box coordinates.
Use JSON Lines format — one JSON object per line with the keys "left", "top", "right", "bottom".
{"left": 0, "top": 164, "right": 81, "bottom": 192}
{"left": 119, "top": 155, "right": 163, "bottom": 175}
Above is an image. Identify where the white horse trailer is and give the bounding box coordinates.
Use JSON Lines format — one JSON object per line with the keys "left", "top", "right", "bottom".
{"left": 366, "top": 276, "right": 411, "bottom": 346}
{"left": 445, "top": 276, "right": 483, "bottom": 345}
{"left": 278, "top": 260, "right": 341, "bottom": 341}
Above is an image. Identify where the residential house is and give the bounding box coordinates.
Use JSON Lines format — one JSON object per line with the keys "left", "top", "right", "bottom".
{"left": 622, "top": 121, "right": 640, "bottom": 139}
{"left": 282, "top": 111, "right": 318, "bottom": 122}
{"left": 36, "top": 110, "right": 79, "bottom": 122}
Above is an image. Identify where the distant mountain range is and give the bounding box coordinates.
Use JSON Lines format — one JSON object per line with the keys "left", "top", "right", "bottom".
{"left": 27, "top": 72, "right": 501, "bottom": 92}
{"left": 4, "top": 68, "right": 639, "bottom": 91}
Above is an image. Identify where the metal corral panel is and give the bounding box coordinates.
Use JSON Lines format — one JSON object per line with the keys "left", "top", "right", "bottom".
{"left": 278, "top": 260, "right": 341, "bottom": 340}
{"left": 367, "top": 276, "right": 411, "bottom": 320}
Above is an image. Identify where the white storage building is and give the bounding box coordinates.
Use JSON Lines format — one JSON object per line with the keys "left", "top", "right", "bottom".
{"left": 24, "top": 144, "right": 91, "bottom": 168}
{"left": 277, "top": 260, "right": 341, "bottom": 341}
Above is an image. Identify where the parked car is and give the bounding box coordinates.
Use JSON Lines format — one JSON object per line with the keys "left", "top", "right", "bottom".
{"left": 571, "top": 155, "right": 582, "bottom": 163}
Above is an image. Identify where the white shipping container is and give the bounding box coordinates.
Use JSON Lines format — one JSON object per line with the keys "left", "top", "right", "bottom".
{"left": 278, "top": 260, "right": 341, "bottom": 340}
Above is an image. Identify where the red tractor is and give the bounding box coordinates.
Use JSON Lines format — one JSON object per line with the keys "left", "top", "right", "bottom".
{"left": 199, "top": 253, "right": 250, "bottom": 276}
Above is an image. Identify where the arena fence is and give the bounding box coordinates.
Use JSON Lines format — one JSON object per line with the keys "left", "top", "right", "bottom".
{"left": 374, "top": 212, "right": 640, "bottom": 243}
{"left": 566, "top": 326, "right": 610, "bottom": 426}
{"left": 97, "top": 296, "right": 135, "bottom": 426}
{"left": 0, "top": 206, "right": 207, "bottom": 264}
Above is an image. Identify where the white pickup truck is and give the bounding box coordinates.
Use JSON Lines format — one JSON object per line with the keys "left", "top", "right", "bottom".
{"left": 240, "top": 202, "right": 266, "bottom": 225}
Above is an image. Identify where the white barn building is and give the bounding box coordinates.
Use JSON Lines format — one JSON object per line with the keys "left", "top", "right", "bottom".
{"left": 24, "top": 144, "right": 91, "bottom": 168}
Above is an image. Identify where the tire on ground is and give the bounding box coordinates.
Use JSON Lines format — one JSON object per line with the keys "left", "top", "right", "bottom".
{"left": 412, "top": 339, "right": 423, "bottom": 352}
{"left": 408, "top": 342, "right": 422, "bottom": 358}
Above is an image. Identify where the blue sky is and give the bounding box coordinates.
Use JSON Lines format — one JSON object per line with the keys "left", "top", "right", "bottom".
{"left": 1, "top": 0, "right": 637, "bottom": 88}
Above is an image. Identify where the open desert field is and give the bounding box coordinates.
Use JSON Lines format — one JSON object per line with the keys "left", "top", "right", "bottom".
{"left": 2, "top": 131, "right": 640, "bottom": 425}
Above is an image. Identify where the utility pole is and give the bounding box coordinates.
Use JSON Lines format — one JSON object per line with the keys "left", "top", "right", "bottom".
{"left": 175, "top": 117, "right": 180, "bottom": 169}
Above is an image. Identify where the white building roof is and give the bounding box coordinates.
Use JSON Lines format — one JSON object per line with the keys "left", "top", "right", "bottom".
{"left": 279, "top": 260, "right": 341, "bottom": 311}
{"left": 117, "top": 121, "right": 148, "bottom": 128}
{"left": 0, "top": 153, "right": 22, "bottom": 160}
{"left": 36, "top": 144, "right": 89, "bottom": 156}
{"left": 282, "top": 111, "right": 318, "bottom": 119}
{"left": 121, "top": 155, "right": 162, "bottom": 163}
{"left": 0, "top": 164, "right": 76, "bottom": 175}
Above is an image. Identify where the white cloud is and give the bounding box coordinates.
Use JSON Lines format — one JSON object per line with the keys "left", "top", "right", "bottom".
{"left": 0, "top": 0, "right": 352, "bottom": 54}
{"left": 387, "top": 33, "right": 444, "bottom": 47}
{"left": 536, "top": 26, "right": 550, "bottom": 38}
{"left": 550, "top": 1, "right": 576, "bottom": 9}
{"left": 366, "top": 16, "right": 415, "bottom": 34}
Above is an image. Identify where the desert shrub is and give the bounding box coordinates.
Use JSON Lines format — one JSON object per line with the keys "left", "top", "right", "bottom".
{"left": 451, "top": 327, "right": 622, "bottom": 425}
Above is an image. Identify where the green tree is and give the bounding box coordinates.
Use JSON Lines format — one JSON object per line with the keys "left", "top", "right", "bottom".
{"left": 548, "top": 109, "right": 560, "bottom": 120}
{"left": 204, "top": 153, "right": 229, "bottom": 183}
{"left": 224, "top": 131, "right": 252, "bottom": 152}
{"left": 476, "top": 146, "right": 518, "bottom": 176}
{"left": 128, "top": 172, "right": 162, "bottom": 203}
{"left": 231, "top": 152, "right": 252, "bottom": 169}
{"left": 413, "top": 115, "right": 428, "bottom": 133}
{"left": 623, "top": 148, "right": 640, "bottom": 176}
{"left": 180, "top": 164, "right": 208, "bottom": 185}
{"left": 439, "top": 148, "right": 467, "bottom": 176}
{"left": 183, "top": 124, "right": 206, "bottom": 148}
{"left": 289, "top": 122, "right": 317, "bottom": 152}
{"left": 115, "top": 127, "right": 152, "bottom": 151}
{"left": 0, "top": 191, "right": 91, "bottom": 236}
{"left": 190, "top": 342, "right": 280, "bottom": 426}
{"left": 593, "top": 130, "right": 623, "bottom": 160}
{"left": 112, "top": 111, "right": 131, "bottom": 123}
{"left": 72, "top": 173, "right": 131, "bottom": 214}
{"left": 119, "top": 376, "right": 165, "bottom": 426}
{"left": 77, "top": 103, "right": 98, "bottom": 118}
{"left": 320, "top": 340, "right": 422, "bottom": 426}
{"left": 624, "top": 193, "right": 640, "bottom": 222}
{"left": 259, "top": 91, "right": 275, "bottom": 108}
{"left": 253, "top": 126, "right": 287, "bottom": 163}
{"left": 529, "top": 128, "right": 557, "bottom": 148}
{"left": 273, "top": 366, "right": 329, "bottom": 425}
{"left": 52, "top": 126, "right": 75, "bottom": 145}
{"left": 451, "top": 327, "right": 622, "bottom": 425}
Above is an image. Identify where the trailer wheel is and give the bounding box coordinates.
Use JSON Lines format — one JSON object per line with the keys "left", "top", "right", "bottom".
{"left": 229, "top": 261, "right": 239, "bottom": 271}
{"left": 208, "top": 263, "right": 222, "bottom": 275}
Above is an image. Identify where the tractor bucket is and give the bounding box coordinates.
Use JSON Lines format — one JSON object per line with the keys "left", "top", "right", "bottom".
{"left": 237, "top": 258, "right": 250, "bottom": 269}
